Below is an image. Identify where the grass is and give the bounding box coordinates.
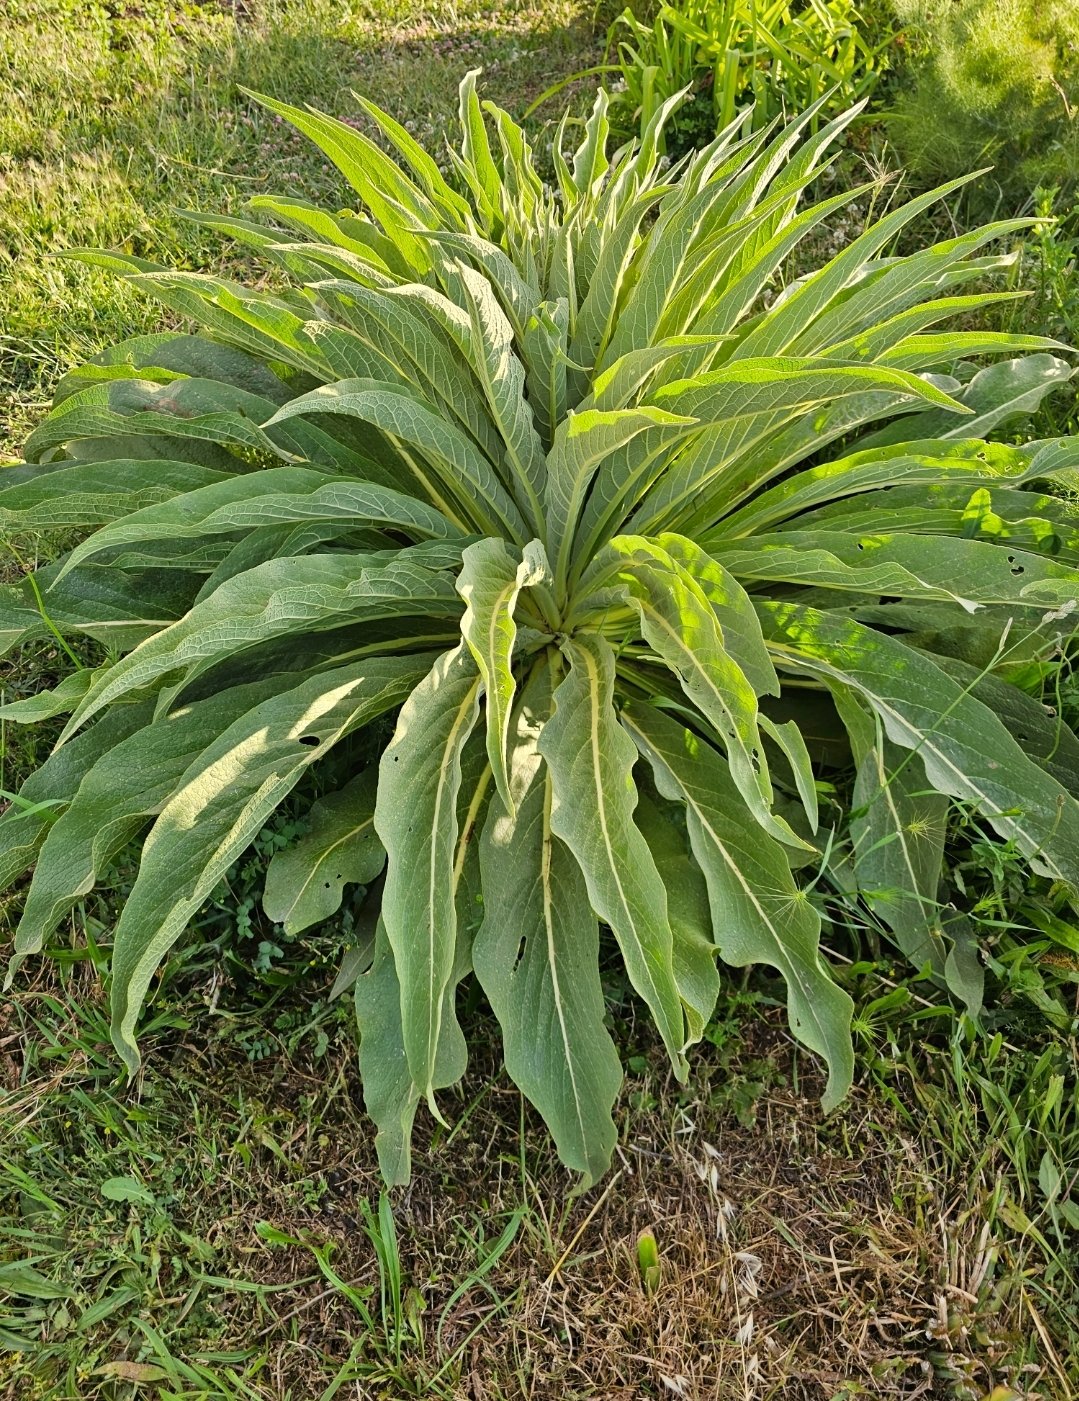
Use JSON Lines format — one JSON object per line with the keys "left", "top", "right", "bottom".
{"left": 3, "top": 954, "right": 1076, "bottom": 1399}
{"left": 2, "top": 0, "right": 1079, "bottom": 1397}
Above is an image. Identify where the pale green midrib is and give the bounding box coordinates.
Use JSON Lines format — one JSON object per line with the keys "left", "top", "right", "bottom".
{"left": 485, "top": 578, "right": 518, "bottom": 808}
{"left": 540, "top": 768, "right": 590, "bottom": 1159}
{"left": 281, "top": 813, "right": 375, "bottom": 925}
{"left": 465, "top": 297, "right": 545, "bottom": 531}
{"left": 578, "top": 644, "right": 675, "bottom": 1044}
{"left": 421, "top": 677, "right": 482, "bottom": 1096}
{"left": 635, "top": 376, "right": 946, "bottom": 534}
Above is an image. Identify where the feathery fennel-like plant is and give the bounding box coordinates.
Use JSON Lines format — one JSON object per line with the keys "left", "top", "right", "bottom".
{"left": 2, "top": 79, "right": 1079, "bottom": 1185}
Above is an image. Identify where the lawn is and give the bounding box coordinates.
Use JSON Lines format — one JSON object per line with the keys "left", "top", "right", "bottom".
{"left": 1, "top": 2, "right": 1078, "bottom": 1399}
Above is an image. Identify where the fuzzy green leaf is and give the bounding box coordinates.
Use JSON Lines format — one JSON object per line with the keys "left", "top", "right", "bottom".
{"left": 474, "top": 662, "right": 622, "bottom": 1186}
{"left": 634, "top": 791, "right": 720, "bottom": 1051}
{"left": 0, "top": 460, "right": 235, "bottom": 530}
{"left": 456, "top": 537, "right": 551, "bottom": 814}
{"left": 263, "top": 770, "right": 385, "bottom": 935}
{"left": 849, "top": 735, "right": 953, "bottom": 988}
{"left": 712, "top": 529, "right": 1079, "bottom": 609}
{"left": 109, "top": 657, "right": 429, "bottom": 1072}
{"left": 357, "top": 732, "right": 490, "bottom": 1182}
{"left": 263, "top": 378, "right": 529, "bottom": 540}
{"left": 761, "top": 602, "right": 1079, "bottom": 887}
{"left": 13, "top": 677, "right": 292, "bottom": 965}
{"left": 856, "top": 355, "right": 1075, "bottom": 450}
{"left": 374, "top": 648, "right": 483, "bottom": 1108}
{"left": 538, "top": 636, "right": 686, "bottom": 1074}
{"left": 605, "top": 536, "right": 805, "bottom": 848}
{"left": 52, "top": 468, "right": 460, "bottom": 585}
{"left": 59, "top": 553, "right": 461, "bottom": 737}
{"left": 623, "top": 701, "right": 854, "bottom": 1111}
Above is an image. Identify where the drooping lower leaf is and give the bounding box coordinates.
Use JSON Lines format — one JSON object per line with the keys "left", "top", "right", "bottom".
{"left": 0, "top": 459, "right": 235, "bottom": 530}
{"left": 354, "top": 919, "right": 470, "bottom": 1187}
{"left": 51, "top": 331, "right": 295, "bottom": 406}
{"left": 109, "top": 657, "right": 430, "bottom": 1071}
{"left": 623, "top": 700, "right": 854, "bottom": 1112}
{"left": 634, "top": 790, "right": 720, "bottom": 1050}
{"left": 12, "top": 676, "right": 295, "bottom": 968}
{"left": 850, "top": 733, "right": 952, "bottom": 986}
{"left": 374, "top": 646, "right": 483, "bottom": 1108}
{"left": 474, "top": 661, "right": 622, "bottom": 1186}
{"left": 760, "top": 601, "right": 1079, "bottom": 888}
{"left": 538, "top": 635, "right": 687, "bottom": 1075}
{"left": 1, "top": 563, "right": 200, "bottom": 658}
{"left": 0, "top": 669, "right": 100, "bottom": 724}
{"left": 0, "top": 704, "right": 155, "bottom": 912}
{"left": 60, "top": 553, "right": 461, "bottom": 738}
{"left": 357, "top": 733, "right": 491, "bottom": 1182}
{"left": 263, "top": 769, "right": 385, "bottom": 935}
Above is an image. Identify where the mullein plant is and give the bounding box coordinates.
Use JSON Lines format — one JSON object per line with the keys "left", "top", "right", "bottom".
{"left": 2, "top": 78, "right": 1079, "bottom": 1185}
